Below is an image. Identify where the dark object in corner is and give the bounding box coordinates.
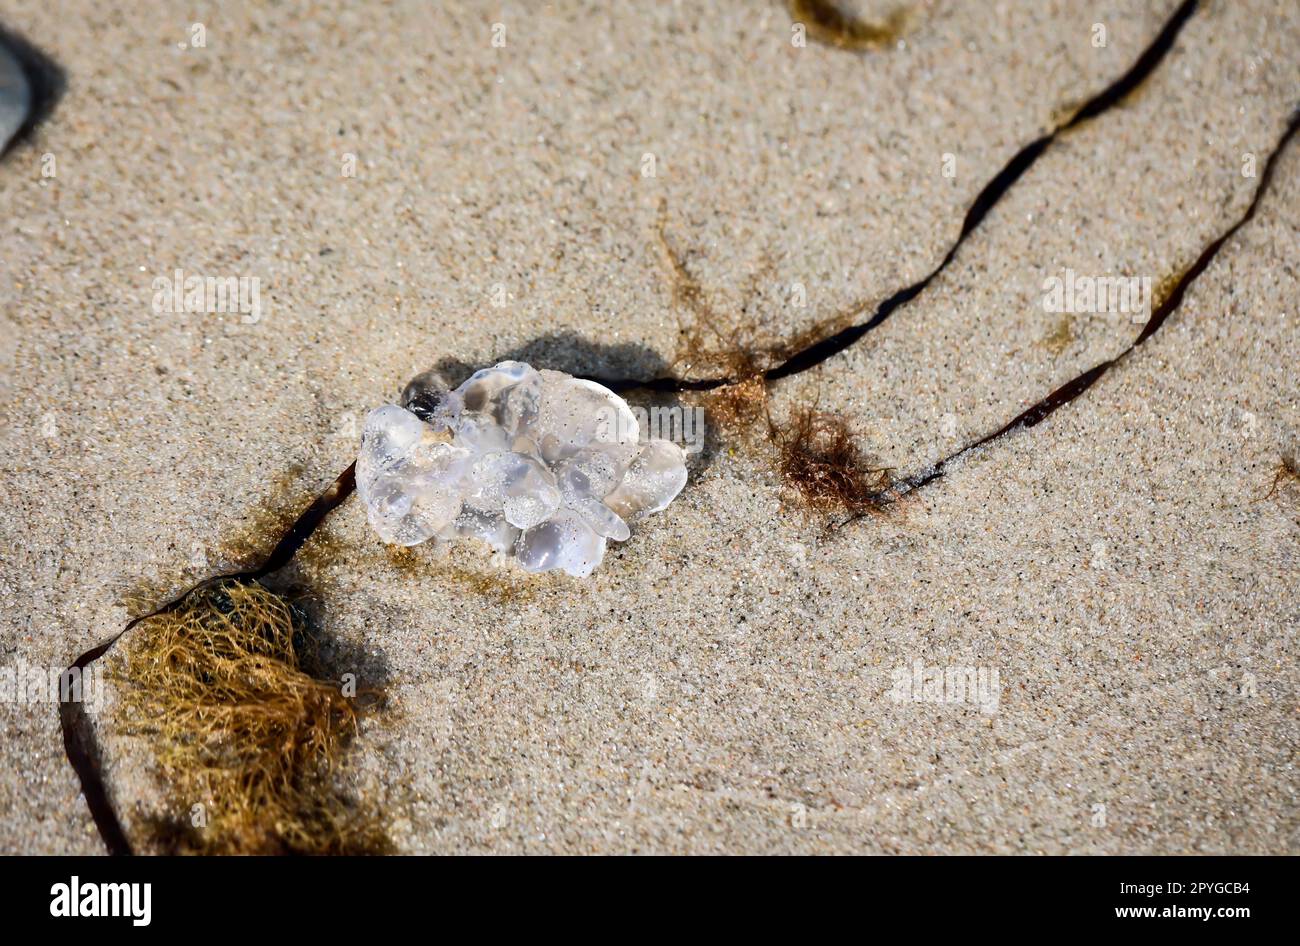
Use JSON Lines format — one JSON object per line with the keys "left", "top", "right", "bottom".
{"left": 0, "top": 22, "right": 65, "bottom": 157}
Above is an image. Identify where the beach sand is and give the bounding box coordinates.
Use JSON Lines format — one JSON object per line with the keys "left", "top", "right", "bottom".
{"left": 0, "top": 0, "right": 1295, "bottom": 853}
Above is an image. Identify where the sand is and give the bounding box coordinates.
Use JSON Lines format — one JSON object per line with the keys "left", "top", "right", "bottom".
{"left": 0, "top": 0, "right": 1295, "bottom": 854}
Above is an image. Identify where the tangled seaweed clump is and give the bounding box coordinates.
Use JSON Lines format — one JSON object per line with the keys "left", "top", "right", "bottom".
{"left": 778, "top": 409, "right": 892, "bottom": 516}
{"left": 789, "top": 0, "right": 911, "bottom": 51}
{"left": 116, "top": 580, "right": 388, "bottom": 854}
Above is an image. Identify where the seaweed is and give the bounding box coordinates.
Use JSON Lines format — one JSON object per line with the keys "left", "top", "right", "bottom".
{"left": 777, "top": 408, "right": 891, "bottom": 516}
{"left": 114, "top": 580, "right": 389, "bottom": 855}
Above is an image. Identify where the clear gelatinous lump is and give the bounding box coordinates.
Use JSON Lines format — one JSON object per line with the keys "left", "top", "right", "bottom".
{"left": 356, "top": 361, "right": 687, "bottom": 576}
